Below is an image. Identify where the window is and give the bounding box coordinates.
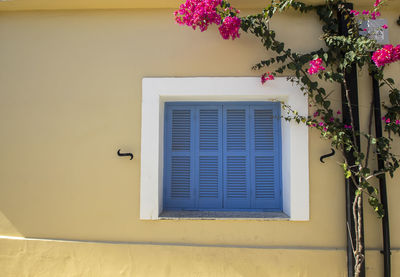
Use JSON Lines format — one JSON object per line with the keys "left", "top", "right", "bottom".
{"left": 164, "top": 102, "right": 282, "bottom": 211}
{"left": 140, "top": 77, "right": 309, "bottom": 220}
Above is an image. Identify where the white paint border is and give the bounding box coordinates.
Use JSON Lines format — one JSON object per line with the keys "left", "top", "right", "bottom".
{"left": 140, "top": 77, "right": 309, "bottom": 220}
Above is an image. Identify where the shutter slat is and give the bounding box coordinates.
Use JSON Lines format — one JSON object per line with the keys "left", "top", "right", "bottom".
{"left": 226, "top": 156, "right": 248, "bottom": 199}
{"left": 199, "top": 109, "right": 219, "bottom": 151}
{"left": 255, "top": 156, "right": 275, "bottom": 199}
{"left": 172, "top": 110, "right": 191, "bottom": 151}
{"left": 254, "top": 110, "right": 274, "bottom": 151}
{"left": 226, "top": 109, "right": 247, "bottom": 151}
{"left": 199, "top": 156, "right": 219, "bottom": 198}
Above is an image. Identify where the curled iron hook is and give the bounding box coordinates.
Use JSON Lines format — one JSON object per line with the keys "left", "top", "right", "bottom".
{"left": 320, "top": 148, "right": 335, "bottom": 163}
{"left": 117, "top": 149, "right": 134, "bottom": 160}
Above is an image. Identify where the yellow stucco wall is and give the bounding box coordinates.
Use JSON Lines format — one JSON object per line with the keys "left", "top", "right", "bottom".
{"left": 1, "top": 237, "right": 400, "bottom": 277}
{"left": 0, "top": 3, "right": 399, "bottom": 276}
{"left": 1, "top": 0, "right": 399, "bottom": 12}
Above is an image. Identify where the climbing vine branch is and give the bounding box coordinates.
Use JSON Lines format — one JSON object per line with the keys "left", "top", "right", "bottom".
{"left": 174, "top": 0, "right": 400, "bottom": 275}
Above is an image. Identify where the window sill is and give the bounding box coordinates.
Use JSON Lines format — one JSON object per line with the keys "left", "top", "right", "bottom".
{"left": 159, "top": 211, "right": 290, "bottom": 220}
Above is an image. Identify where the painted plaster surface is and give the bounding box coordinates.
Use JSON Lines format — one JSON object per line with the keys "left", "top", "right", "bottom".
{"left": 0, "top": 5, "right": 399, "bottom": 277}
{"left": 0, "top": 8, "right": 399, "bottom": 247}
{"left": 0, "top": 238, "right": 349, "bottom": 277}
{"left": 1, "top": 237, "right": 400, "bottom": 276}
{"left": 1, "top": 0, "right": 397, "bottom": 12}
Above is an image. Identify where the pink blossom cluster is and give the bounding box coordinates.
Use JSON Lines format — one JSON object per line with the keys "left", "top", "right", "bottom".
{"left": 349, "top": 0, "right": 384, "bottom": 18}
{"left": 372, "top": 44, "right": 400, "bottom": 67}
{"left": 350, "top": 9, "right": 380, "bottom": 20}
{"left": 309, "top": 122, "right": 327, "bottom": 132}
{"left": 350, "top": 10, "right": 359, "bottom": 16}
{"left": 218, "top": 16, "right": 241, "bottom": 40}
{"left": 382, "top": 117, "right": 400, "bottom": 125}
{"left": 319, "top": 122, "right": 328, "bottom": 132}
{"left": 374, "top": 0, "right": 383, "bottom": 7}
{"left": 344, "top": 125, "right": 353, "bottom": 130}
{"left": 370, "top": 11, "right": 381, "bottom": 20}
{"left": 174, "top": 0, "right": 222, "bottom": 32}
{"left": 261, "top": 73, "right": 274, "bottom": 84}
{"left": 308, "top": 58, "right": 325, "bottom": 75}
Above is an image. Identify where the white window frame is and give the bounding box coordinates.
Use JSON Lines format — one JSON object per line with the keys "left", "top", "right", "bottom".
{"left": 140, "top": 77, "right": 309, "bottom": 220}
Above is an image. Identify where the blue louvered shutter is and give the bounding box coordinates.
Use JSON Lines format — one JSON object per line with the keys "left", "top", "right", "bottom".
{"left": 250, "top": 103, "right": 282, "bottom": 210}
{"left": 164, "top": 105, "right": 195, "bottom": 209}
{"left": 223, "top": 104, "right": 251, "bottom": 209}
{"left": 196, "top": 105, "right": 223, "bottom": 209}
{"left": 165, "top": 102, "right": 282, "bottom": 212}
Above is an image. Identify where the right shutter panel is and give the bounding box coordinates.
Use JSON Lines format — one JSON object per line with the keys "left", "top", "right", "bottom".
{"left": 164, "top": 105, "right": 195, "bottom": 209}
{"left": 250, "top": 103, "right": 282, "bottom": 210}
{"left": 223, "top": 104, "right": 251, "bottom": 209}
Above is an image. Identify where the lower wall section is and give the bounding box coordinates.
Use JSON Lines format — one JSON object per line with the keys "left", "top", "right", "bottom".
{"left": 0, "top": 237, "right": 398, "bottom": 277}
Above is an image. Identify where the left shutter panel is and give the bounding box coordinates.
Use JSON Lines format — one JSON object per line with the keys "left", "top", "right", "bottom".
{"left": 164, "top": 105, "right": 196, "bottom": 209}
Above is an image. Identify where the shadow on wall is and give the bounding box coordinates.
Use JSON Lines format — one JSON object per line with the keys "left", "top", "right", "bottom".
{"left": 0, "top": 211, "right": 23, "bottom": 237}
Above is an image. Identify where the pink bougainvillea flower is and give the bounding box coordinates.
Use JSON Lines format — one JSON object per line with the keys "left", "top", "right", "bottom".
{"left": 386, "top": 118, "right": 391, "bottom": 123}
{"left": 372, "top": 44, "right": 400, "bottom": 67}
{"left": 382, "top": 24, "right": 388, "bottom": 29}
{"left": 313, "top": 111, "right": 319, "bottom": 117}
{"left": 396, "top": 119, "right": 400, "bottom": 125}
{"left": 337, "top": 110, "right": 341, "bottom": 115}
{"left": 350, "top": 10, "right": 359, "bottom": 16}
{"left": 218, "top": 16, "right": 241, "bottom": 40}
{"left": 318, "top": 122, "right": 324, "bottom": 127}
{"left": 344, "top": 125, "right": 353, "bottom": 130}
{"left": 261, "top": 73, "right": 274, "bottom": 84}
{"left": 362, "top": 10, "right": 369, "bottom": 15}
{"left": 374, "top": 0, "right": 382, "bottom": 7}
{"left": 371, "top": 11, "right": 381, "bottom": 20}
{"left": 174, "top": 0, "right": 222, "bottom": 32}
{"left": 308, "top": 58, "right": 325, "bottom": 75}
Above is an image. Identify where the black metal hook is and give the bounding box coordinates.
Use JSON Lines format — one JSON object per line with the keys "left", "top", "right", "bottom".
{"left": 117, "top": 149, "right": 134, "bottom": 160}
{"left": 320, "top": 148, "right": 335, "bottom": 163}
